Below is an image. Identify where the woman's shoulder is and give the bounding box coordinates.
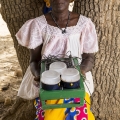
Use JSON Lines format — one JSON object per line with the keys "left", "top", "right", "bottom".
{"left": 20, "top": 15, "right": 47, "bottom": 29}
{"left": 70, "top": 12, "right": 93, "bottom": 26}
{"left": 34, "top": 15, "right": 47, "bottom": 26}
{"left": 78, "top": 15, "right": 96, "bottom": 29}
{"left": 70, "top": 12, "right": 89, "bottom": 20}
{"left": 15, "top": 14, "right": 47, "bottom": 49}
{"left": 79, "top": 14, "right": 92, "bottom": 23}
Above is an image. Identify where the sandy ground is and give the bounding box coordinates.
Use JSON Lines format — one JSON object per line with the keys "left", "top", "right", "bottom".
{"left": 0, "top": 13, "right": 22, "bottom": 118}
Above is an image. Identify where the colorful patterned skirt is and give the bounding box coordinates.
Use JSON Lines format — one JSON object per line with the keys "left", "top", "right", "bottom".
{"left": 34, "top": 92, "right": 95, "bottom": 120}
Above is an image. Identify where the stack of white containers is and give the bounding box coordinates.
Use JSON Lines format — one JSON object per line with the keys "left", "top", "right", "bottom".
{"left": 41, "top": 61, "right": 80, "bottom": 90}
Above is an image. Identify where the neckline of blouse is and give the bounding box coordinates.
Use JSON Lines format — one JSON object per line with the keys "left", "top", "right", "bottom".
{"left": 43, "top": 14, "right": 82, "bottom": 29}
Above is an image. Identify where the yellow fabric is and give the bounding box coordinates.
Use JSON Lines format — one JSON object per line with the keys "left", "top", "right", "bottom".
{"left": 44, "top": 93, "right": 95, "bottom": 120}
{"left": 44, "top": 99, "right": 66, "bottom": 120}
{"left": 85, "top": 92, "right": 95, "bottom": 120}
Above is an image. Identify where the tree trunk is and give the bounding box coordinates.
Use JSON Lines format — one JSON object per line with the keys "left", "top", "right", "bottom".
{"left": 73, "top": 0, "right": 120, "bottom": 120}
{"left": 1, "top": 0, "right": 44, "bottom": 120}
{"left": 1, "top": 97, "right": 36, "bottom": 120}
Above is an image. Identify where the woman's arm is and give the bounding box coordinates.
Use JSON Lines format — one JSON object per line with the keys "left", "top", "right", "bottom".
{"left": 29, "top": 44, "right": 43, "bottom": 81}
{"left": 80, "top": 53, "right": 95, "bottom": 75}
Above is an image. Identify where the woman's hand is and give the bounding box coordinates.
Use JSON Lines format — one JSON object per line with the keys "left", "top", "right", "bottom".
{"left": 34, "top": 76, "right": 40, "bottom": 82}
{"left": 33, "top": 75, "right": 40, "bottom": 87}
{"left": 29, "top": 45, "right": 42, "bottom": 87}
{"left": 80, "top": 69, "right": 86, "bottom": 76}
{"left": 80, "top": 53, "right": 95, "bottom": 74}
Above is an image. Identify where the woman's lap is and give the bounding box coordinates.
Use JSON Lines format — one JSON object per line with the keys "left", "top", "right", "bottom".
{"left": 34, "top": 92, "right": 95, "bottom": 120}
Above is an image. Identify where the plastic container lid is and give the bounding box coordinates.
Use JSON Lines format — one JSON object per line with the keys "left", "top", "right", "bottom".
{"left": 61, "top": 68, "right": 80, "bottom": 82}
{"left": 41, "top": 70, "right": 60, "bottom": 85}
{"left": 49, "top": 62, "right": 67, "bottom": 74}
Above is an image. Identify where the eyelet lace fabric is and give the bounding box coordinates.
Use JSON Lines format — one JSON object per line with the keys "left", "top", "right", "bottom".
{"left": 16, "top": 14, "right": 98, "bottom": 55}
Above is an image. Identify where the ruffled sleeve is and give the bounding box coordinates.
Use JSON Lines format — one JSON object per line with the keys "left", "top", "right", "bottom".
{"left": 81, "top": 19, "right": 98, "bottom": 54}
{"left": 15, "top": 19, "right": 43, "bottom": 49}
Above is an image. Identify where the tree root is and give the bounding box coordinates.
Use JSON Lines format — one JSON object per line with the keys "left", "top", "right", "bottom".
{"left": 1, "top": 97, "right": 36, "bottom": 120}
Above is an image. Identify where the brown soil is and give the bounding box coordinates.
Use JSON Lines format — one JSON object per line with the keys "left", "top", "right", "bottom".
{"left": 0, "top": 14, "right": 22, "bottom": 119}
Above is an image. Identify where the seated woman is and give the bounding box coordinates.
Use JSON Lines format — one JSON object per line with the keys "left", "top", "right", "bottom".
{"left": 15, "top": 0, "right": 98, "bottom": 120}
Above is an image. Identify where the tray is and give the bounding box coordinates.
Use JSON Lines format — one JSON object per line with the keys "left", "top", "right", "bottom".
{"left": 39, "top": 57, "right": 85, "bottom": 109}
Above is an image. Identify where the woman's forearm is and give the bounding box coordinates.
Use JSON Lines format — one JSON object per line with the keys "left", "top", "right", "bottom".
{"left": 30, "top": 62, "right": 40, "bottom": 78}
{"left": 80, "top": 53, "right": 95, "bottom": 74}
{"left": 29, "top": 45, "right": 42, "bottom": 79}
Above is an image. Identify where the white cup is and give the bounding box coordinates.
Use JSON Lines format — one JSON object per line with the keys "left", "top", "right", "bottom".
{"left": 49, "top": 62, "right": 67, "bottom": 74}
{"left": 61, "top": 68, "right": 80, "bottom": 82}
{"left": 41, "top": 70, "right": 60, "bottom": 85}
{"left": 41, "top": 70, "right": 61, "bottom": 90}
{"left": 61, "top": 68, "right": 80, "bottom": 89}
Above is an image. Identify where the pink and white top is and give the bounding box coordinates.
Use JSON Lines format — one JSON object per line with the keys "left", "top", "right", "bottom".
{"left": 15, "top": 15, "right": 98, "bottom": 100}
{"left": 16, "top": 15, "right": 98, "bottom": 56}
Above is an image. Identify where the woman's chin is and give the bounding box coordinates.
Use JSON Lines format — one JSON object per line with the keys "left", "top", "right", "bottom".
{"left": 52, "top": 5, "right": 68, "bottom": 12}
{"left": 53, "top": 8, "right": 67, "bottom": 13}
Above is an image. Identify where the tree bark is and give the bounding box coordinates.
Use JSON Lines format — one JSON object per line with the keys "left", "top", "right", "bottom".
{"left": 1, "top": 97, "right": 36, "bottom": 120}
{"left": 73, "top": 0, "right": 120, "bottom": 120}
{"left": 0, "top": 0, "right": 44, "bottom": 120}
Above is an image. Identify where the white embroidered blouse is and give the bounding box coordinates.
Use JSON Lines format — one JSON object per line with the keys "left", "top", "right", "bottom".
{"left": 16, "top": 15, "right": 98, "bottom": 56}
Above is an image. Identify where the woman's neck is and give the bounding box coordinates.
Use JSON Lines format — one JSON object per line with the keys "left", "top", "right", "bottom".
{"left": 51, "top": 10, "right": 70, "bottom": 22}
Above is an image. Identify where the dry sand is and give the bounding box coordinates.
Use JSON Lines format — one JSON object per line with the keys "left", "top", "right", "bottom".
{"left": 0, "top": 13, "right": 22, "bottom": 118}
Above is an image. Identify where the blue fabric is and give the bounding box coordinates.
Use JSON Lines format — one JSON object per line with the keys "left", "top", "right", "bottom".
{"left": 64, "top": 98, "right": 78, "bottom": 120}
{"left": 43, "top": 2, "right": 52, "bottom": 14}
